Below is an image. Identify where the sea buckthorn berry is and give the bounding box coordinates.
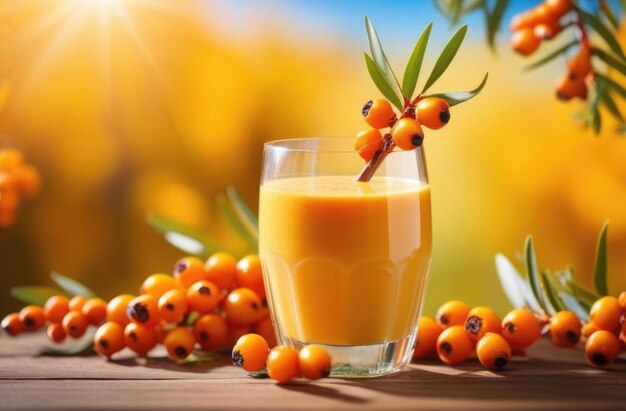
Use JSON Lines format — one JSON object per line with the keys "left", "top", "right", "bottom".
{"left": 126, "top": 294, "right": 160, "bottom": 327}
{"left": 436, "top": 300, "right": 470, "bottom": 329}
{"left": 164, "top": 326, "right": 196, "bottom": 361}
{"left": 534, "top": 21, "right": 562, "bottom": 40}
{"left": 476, "top": 332, "right": 512, "bottom": 370}
{"left": 254, "top": 316, "right": 277, "bottom": 349}
{"left": 555, "top": 74, "right": 588, "bottom": 101}
{"left": 223, "top": 288, "right": 264, "bottom": 326}
{"left": 232, "top": 333, "right": 270, "bottom": 372}
{"left": 362, "top": 99, "right": 395, "bottom": 129}
{"left": 1, "top": 313, "right": 24, "bottom": 336}
{"left": 582, "top": 322, "right": 600, "bottom": 338}
{"left": 205, "top": 252, "right": 238, "bottom": 291}
{"left": 140, "top": 273, "right": 177, "bottom": 300}
{"left": 267, "top": 345, "right": 300, "bottom": 384}
{"left": 173, "top": 256, "right": 207, "bottom": 290}
{"left": 416, "top": 97, "right": 450, "bottom": 130}
{"left": 589, "top": 296, "right": 622, "bottom": 332}
{"left": 412, "top": 316, "right": 442, "bottom": 359}
{"left": 16, "top": 165, "right": 41, "bottom": 198}
{"left": 619, "top": 322, "right": 626, "bottom": 347}
{"left": 585, "top": 330, "right": 620, "bottom": 368}
{"left": 158, "top": 289, "right": 189, "bottom": 324}
{"left": 82, "top": 298, "right": 108, "bottom": 325}
{"left": 62, "top": 311, "right": 88, "bottom": 338}
{"left": 545, "top": 0, "right": 573, "bottom": 18}
{"left": 436, "top": 325, "right": 473, "bottom": 365}
{"left": 44, "top": 295, "right": 70, "bottom": 323}
{"left": 618, "top": 291, "right": 626, "bottom": 311}
{"left": 549, "top": 310, "right": 581, "bottom": 347}
{"left": 19, "top": 305, "right": 46, "bottom": 331}
{"left": 0, "top": 148, "right": 24, "bottom": 171}
{"left": 124, "top": 322, "right": 157, "bottom": 356}
{"left": 228, "top": 325, "right": 254, "bottom": 348}
{"left": 501, "top": 309, "right": 541, "bottom": 351}
{"left": 194, "top": 313, "right": 229, "bottom": 351}
{"left": 299, "top": 345, "right": 332, "bottom": 380}
{"left": 465, "top": 306, "right": 501, "bottom": 341}
{"left": 94, "top": 322, "right": 125, "bottom": 358}
{"left": 510, "top": 5, "right": 553, "bottom": 31}
{"left": 391, "top": 118, "right": 424, "bottom": 150}
{"left": 355, "top": 129, "right": 383, "bottom": 162}
{"left": 511, "top": 28, "right": 541, "bottom": 56}
{"left": 236, "top": 255, "right": 266, "bottom": 299}
{"left": 186, "top": 280, "right": 221, "bottom": 314}
{"left": 107, "top": 294, "right": 135, "bottom": 326}
{"left": 567, "top": 46, "right": 592, "bottom": 77}
{"left": 47, "top": 323, "right": 66, "bottom": 343}
{"left": 68, "top": 295, "right": 86, "bottom": 312}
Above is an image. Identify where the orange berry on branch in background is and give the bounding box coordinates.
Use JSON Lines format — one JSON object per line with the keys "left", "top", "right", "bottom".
{"left": 164, "top": 326, "right": 196, "bottom": 361}
{"left": 545, "top": 0, "right": 573, "bottom": 18}
{"left": 205, "top": 252, "right": 238, "bottom": 291}
{"left": 1, "top": 313, "right": 24, "bottom": 336}
{"left": 173, "top": 256, "right": 207, "bottom": 290}
{"left": 464, "top": 306, "right": 501, "bottom": 341}
{"left": 94, "top": 322, "right": 125, "bottom": 358}
{"left": 510, "top": 4, "right": 555, "bottom": 31}
{"left": 585, "top": 330, "right": 620, "bottom": 368}
{"left": 267, "top": 345, "right": 300, "bottom": 384}
{"left": 436, "top": 300, "right": 470, "bottom": 329}
{"left": 186, "top": 280, "right": 221, "bottom": 314}
{"left": 82, "top": 298, "right": 108, "bottom": 326}
{"left": 476, "top": 332, "right": 512, "bottom": 370}
{"left": 140, "top": 273, "right": 178, "bottom": 300}
{"left": 47, "top": 323, "right": 66, "bottom": 343}
{"left": 0, "top": 189, "right": 20, "bottom": 214}
{"left": 436, "top": 325, "right": 474, "bottom": 365}
{"left": 19, "top": 305, "right": 46, "bottom": 332}
{"left": 223, "top": 287, "right": 264, "bottom": 326}
{"left": 619, "top": 322, "right": 626, "bottom": 347}
{"left": 15, "top": 164, "right": 41, "bottom": 198}
{"left": 106, "top": 294, "right": 135, "bottom": 326}
{"left": 362, "top": 99, "right": 395, "bottom": 129}
{"left": 501, "top": 309, "right": 541, "bottom": 351}
{"left": 124, "top": 322, "right": 157, "bottom": 356}
{"left": 254, "top": 316, "right": 277, "bottom": 349}
{"left": 391, "top": 118, "right": 424, "bottom": 150}
{"left": 534, "top": 21, "right": 562, "bottom": 40}
{"left": 582, "top": 322, "right": 600, "bottom": 338}
{"left": 158, "top": 289, "right": 189, "bottom": 324}
{"left": 236, "top": 255, "right": 266, "bottom": 299}
{"left": 232, "top": 333, "right": 270, "bottom": 372}
{"left": 511, "top": 28, "right": 541, "bottom": 56}
{"left": 618, "top": 291, "right": 626, "bottom": 311}
{"left": 0, "top": 148, "right": 24, "bottom": 171}
{"left": 567, "top": 46, "right": 592, "bottom": 77}
{"left": 299, "top": 345, "right": 332, "bottom": 380}
{"left": 555, "top": 73, "right": 588, "bottom": 101}
{"left": 44, "top": 295, "right": 70, "bottom": 324}
{"left": 126, "top": 294, "right": 161, "bottom": 327}
{"left": 416, "top": 97, "right": 450, "bottom": 130}
{"left": 68, "top": 295, "right": 86, "bottom": 312}
{"left": 355, "top": 128, "right": 383, "bottom": 162}
{"left": 549, "top": 310, "right": 581, "bottom": 347}
{"left": 194, "top": 313, "right": 229, "bottom": 351}
{"left": 589, "top": 296, "right": 622, "bottom": 332}
{"left": 412, "top": 316, "right": 442, "bottom": 359}
{"left": 62, "top": 311, "right": 88, "bottom": 338}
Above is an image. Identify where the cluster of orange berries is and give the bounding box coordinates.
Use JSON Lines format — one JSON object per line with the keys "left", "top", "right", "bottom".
{"left": 2, "top": 252, "right": 277, "bottom": 362}
{"left": 413, "top": 292, "right": 626, "bottom": 370}
{"left": 355, "top": 97, "right": 450, "bottom": 161}
{"left": 510, "top": 0, "right": 591, "bottom": 101}
{"left": 0, "top": 148, "right": 41, "bottom": 226}
{"left": 232, "top": 333, "right": 332, "bottom": 384}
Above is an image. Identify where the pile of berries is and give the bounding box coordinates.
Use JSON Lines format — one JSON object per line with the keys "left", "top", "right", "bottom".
{"left": 510, "top": 0, "right": 591, "bottom": 101}
{"left": 355, "top": 96, "right": 451, "bottom": 161}
{"left": 232, "top": 333, "right": 332, "bottom": 384}
{"left": 413, "top": 292, "right": 626, "bottom": 370}
{"left": 0, "top": 148, "right": 41, "bottom": 226}
{"left": 1, "top": 253, "right": 277, "bottom": 362}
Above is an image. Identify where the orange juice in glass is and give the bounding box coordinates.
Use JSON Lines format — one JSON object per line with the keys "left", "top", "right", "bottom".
{"left": 259, "top": 138, "right": 432, "bottom": 377}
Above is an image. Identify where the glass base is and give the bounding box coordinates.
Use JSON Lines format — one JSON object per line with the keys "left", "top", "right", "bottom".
{"left": 284, "top": 334, "right": 415, "bottom": 378}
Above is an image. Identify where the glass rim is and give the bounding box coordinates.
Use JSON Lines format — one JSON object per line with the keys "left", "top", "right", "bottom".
{"left": 264, "top": 137, "right": 423, "bottom": 155}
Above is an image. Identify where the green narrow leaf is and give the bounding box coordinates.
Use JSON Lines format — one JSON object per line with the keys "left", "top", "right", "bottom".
{"left": 541, "top": 270, "right": 567, "bottom": 312}
{"left": 50, "top": 271, "right": 96, "bottom": 298}
{"left": 463, "top": 0, "right": 483, "bottom": 14}
{"left": 401, "top": 23, "right": 432, "bottom": 100}
{"left": 600, "top": 0, "right": 620, "bottom": 30}
{"left": 559, "top": 291, "right": 590, "bottom": 322}
{"left": 595, "top": 73, "right": 626, "bottom": 99}
{"left": 422, "top": 25, "right": 468, "bottom": 93}
{"left": 40, "top": 328, "right": 96, "bottom": 356}
{"left": 524, "top": 236, "right": 549, "bottom": 313}
{"left": 577, "top": 7, "right": 625, "bottom": 60}
{"left": 602, "top": 92, "right": 625, "bottom": 123}
{"left": 364, "top": 17, "right": 404, "bottom": 102}
{"left": 226, "top": 186, "right": 259, "bottom": 239}
{"left": 146, "top": 213, "right": 224, "bottom": 259}
{"left": 216, "top": 193, "right": 257, "bottom": 252}
{"left": 486, "top": 0, "right": 510, "bottom": 48}
{"left": 10, "top": 286, "right": 68, "bottom": 306}
{"left": 593, "top": 48, "right": 626, "bottom": 76}
{"left": 365, "top": 53, "right": 404, "bottom": 110}
{"left": 429, "top": 72, "right": 488, "bottom": 107}
{"left": 593, "top": 220, "right": 609, "bottom": 295}
{"left": 495, "top": 253, "right": 541, "bottom": 311}
{"left": 450, "top": 0, "right": 466, "bottom": 26}
{"left": 564, "top": 268, "right": 601, "bottom": 304}
{"left": 525, "top": 40, "right": 577, "bottom": 71}
{"left": 589, "top": 77, "right": 606, "bottom": 134}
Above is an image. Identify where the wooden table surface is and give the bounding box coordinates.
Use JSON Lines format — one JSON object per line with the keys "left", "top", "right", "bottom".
{"left": 0, "top": 333, "right": 624, "bottom": 410}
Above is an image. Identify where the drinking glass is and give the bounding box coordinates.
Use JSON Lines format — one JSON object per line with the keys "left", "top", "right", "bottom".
{"left": 259, "top": 137, "right": 432, "bottom": 377}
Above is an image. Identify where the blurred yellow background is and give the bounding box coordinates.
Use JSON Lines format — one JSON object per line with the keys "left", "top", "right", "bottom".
{"left": 0, "top": 0, "right": 625, "bottom": 315}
